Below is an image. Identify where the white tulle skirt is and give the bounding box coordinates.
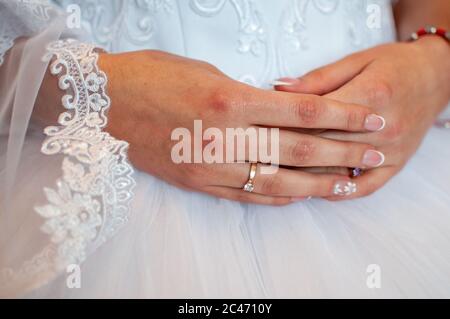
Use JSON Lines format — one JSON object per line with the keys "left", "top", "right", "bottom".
{"left": 20, "top": 126, "right": 450, "bottom": 299}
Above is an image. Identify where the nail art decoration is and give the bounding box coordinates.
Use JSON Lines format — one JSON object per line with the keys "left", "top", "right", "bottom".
{"left": 333, "top": 181, "right": 357, "bottom": 196}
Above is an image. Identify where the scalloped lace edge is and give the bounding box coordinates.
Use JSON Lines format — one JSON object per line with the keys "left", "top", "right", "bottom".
{"left": 0, "top": 39, "right": 135, "bottom": 295}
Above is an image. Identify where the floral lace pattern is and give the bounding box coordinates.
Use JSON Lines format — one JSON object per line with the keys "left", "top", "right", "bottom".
{"left": 190, "top": 0, "right": 267, "bottom": 57}
{"left": 37, "top": 39, "right": 135, "bottom": 265}
{"left": 54, "top": 0, "right": 173, "bottom": 51}
{"left": 0, "top": 39, "right": 135, "bottom": 294}
{"left": 48, "top": 0, "right": 397, "bottom": 88}
{"left": 281, "top": 0, "right": 339, "bottom": 52}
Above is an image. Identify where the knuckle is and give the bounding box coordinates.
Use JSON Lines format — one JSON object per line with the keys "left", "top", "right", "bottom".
{"left": 290, "top": 96, "right": 322, "bottom": 126}
{"left": 288, "top": 139, "right": 315, "bottom": 165}
{"left": 208, "top": 86, "right": 237, "bottom": 113}
{"left": 366, "top": 79, "right": 393, "bottom": 107}
{"left": 342, "top": 143, "right": 362, "bottom": 165}
{"left": 346, "top": 107, "right": 368, "bottom": 131}
{"left": 261, "top": 175, "right": 283, "bottom": 195}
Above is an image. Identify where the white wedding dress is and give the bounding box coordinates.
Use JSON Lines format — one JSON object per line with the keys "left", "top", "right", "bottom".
{"left": 1, "top": 0, "right": 450, "bottom": 298}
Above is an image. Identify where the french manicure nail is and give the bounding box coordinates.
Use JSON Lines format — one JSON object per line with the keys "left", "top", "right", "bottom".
{"left": 362, "top": 150, "right": 385, "bottom": 167}
{"left": 333, "top": 181, "right": 357, "bottom": 196}
{"left": 365, "top": 114, "right": 386, "bottom": 132}
{"left": 272, "top": 78, "right": 299, "bottom": 86}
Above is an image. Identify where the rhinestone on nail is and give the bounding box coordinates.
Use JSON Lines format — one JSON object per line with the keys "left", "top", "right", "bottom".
{"left": 334, "top": 182, "right": 357, "bottom": 196}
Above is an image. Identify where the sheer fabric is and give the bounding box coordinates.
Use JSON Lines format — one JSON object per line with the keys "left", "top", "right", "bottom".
{"left": 0, "top": 1, "right": 134, "bottom": 296}
{"left": 1, "top": 0, "right": 450, "bottom": 298}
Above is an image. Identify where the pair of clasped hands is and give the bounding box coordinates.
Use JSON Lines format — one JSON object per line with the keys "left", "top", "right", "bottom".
{"left": 99, "top": 37, "right": 450, "bottom": 205}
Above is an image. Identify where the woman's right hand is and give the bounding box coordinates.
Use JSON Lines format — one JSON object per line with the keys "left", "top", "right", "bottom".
{"left": 97, "top": 50, "right": 386, "bottom": 205}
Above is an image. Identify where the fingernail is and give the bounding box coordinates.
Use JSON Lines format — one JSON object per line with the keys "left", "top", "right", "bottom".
{"left": 362, "top": 150, "right": 385, "bottom": 167}
{"left": 333, "top": 181, "right": 357, "bottom": 196}
{"left": 272, "top": 78, "right": 299, "bottom": 86}
{"left": 365, "top": 114, "right": 386, "bottom": 132}
{"left": 306, "top": 196, "right": 313, "bottom": 201}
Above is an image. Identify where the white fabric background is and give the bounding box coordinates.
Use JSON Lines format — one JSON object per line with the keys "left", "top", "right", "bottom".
{"left": 1, "top": 0, "right": 450, "bottom": 298}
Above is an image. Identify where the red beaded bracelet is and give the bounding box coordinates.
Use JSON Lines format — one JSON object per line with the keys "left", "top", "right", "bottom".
{"left": 411, "top": 26, "right": 450, "bottom": 130}
{"left": 409, "top": 26, "right": 450, "bottom": 42}
{"left": 350, "top": 26, "right": 450, "bottom": 179}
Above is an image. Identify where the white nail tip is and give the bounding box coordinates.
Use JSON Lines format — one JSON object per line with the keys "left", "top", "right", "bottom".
{"left": 271, "top": 80, "right": 293, "bottom": 86}
{"left": 333, "top": 182, "right": 357, "bottom": 196}
{"left": 374, "top": 151, "right": 385, "bottom": 167}
{"left": 376, "top": 115, "right": 386, "bottom": 131}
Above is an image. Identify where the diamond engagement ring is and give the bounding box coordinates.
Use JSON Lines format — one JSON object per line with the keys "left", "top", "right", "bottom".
{"left": 243, "top": 163, "right": 258, "bottom": 193}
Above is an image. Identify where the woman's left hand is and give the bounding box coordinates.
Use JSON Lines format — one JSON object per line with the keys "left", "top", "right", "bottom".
{"left": 275, "top": 36, "right": 450, "bottom": 200}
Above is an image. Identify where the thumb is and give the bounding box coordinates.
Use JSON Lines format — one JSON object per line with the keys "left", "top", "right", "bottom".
{"left": 273, "top": 51, "right": 371, "bottom": 95}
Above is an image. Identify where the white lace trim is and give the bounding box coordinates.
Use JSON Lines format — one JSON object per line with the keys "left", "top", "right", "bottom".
{"left": 38, "top": 39, "right": 135, "bottom": 264}
{"left": 0, "top": 39, "right": 135, "bottom": 294}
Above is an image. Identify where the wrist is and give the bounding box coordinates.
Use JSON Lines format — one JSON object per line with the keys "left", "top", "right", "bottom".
{"left": 97, "top": 52, "right": 130, "bottom": 142}
{"left": 412, "top": 35, "right": 450, "bottom": 76}
{"left": 410, "top": 35, "right": 450, "bottom": 113}
{"left": 33, "top": 61, "right": 65, "bottom": 127}
{"left": 413, "top": 33, "right": 450, "bottom": 52}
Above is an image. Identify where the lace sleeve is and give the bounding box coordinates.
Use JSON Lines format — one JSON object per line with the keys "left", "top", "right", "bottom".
{"left": 37, "top": 39, "right": 135, "bottom": 265}
{"left": 0, "top": 1, "right": 135, "bottom": 297}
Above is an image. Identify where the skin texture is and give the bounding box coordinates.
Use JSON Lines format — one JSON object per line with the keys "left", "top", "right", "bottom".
{"left": 32, "top": 0, "right": 450, "bottom": 205}
{"left": 274, "top": 0, "right": 450, "bottom": 201}
{"left": 97, "top": 51, "right": 383, "bottom": 206}
{"left": 276, "top": 36, "right": 450, "bottom": 201}
{"left": 394, "top": 0, "right": 450, "bottom": 41}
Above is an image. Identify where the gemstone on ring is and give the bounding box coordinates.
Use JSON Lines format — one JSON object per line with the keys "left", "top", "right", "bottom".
{"left": 351, "top": 167, "right": 363, "bottom": 177}
{"left": 243, "top": 163, "right": 258, "bottom": 193}
{"left": 243, "top": 182, "right": 255, "bottom": 193}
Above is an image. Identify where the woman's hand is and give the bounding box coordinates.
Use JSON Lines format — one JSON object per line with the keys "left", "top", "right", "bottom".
{"left": 94, "top": 50, "right": 384, "bottom": 205}
{"left": 275, "top": 36, "right": 450, "bottom": 200}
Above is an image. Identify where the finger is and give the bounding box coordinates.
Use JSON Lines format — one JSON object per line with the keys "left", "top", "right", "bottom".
{"left": 318, "top": 130, "right": 405, "bottom": 166}
{"left": 324, "top": 166, "right": 396, "bottom": 201}
{"left": 245, "top": 90, "right": 386, "bottom": 132}
{"left": 298, "top": 166, "right": 350, "bottom": 176}
{"left": 273, "top": 51, "right": 372, "bottom": 95}
{"left": 210, "top": 163, "right": 358, "bottom": 198}
{"left": 325, "top": 65, "right": 393, "bottom": 109}
{"left": 276, "top": 130, "right": 385, "bottom": 168}
{"left": 228, "top": 128, "right": 384, "bottom": 168}
{"left": 319, "top": 129, "right": 383, "bottom": 145}
{"left": 202, "top": 185, "right": 298, "bottom": 206}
